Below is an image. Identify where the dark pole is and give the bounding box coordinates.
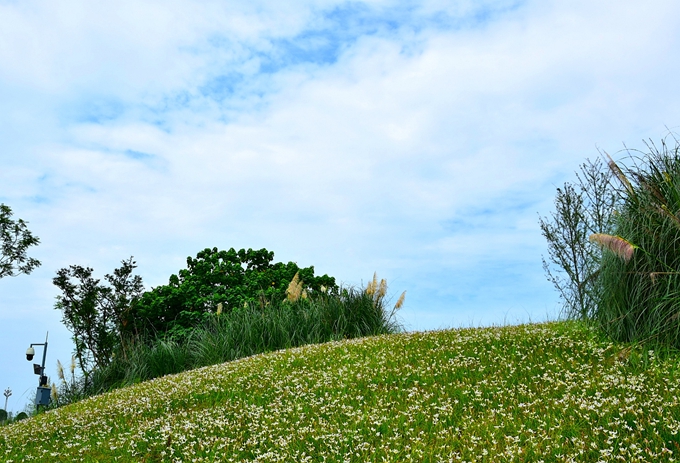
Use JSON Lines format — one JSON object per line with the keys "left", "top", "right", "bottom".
{"left": 29, "top": 332, "right": 49, "bottom": 410}
{"left": 29, "top": 331, "right": 49, "bottom": 386}
{"left": 40, "top": 332, "right": 48, "bottom": 384}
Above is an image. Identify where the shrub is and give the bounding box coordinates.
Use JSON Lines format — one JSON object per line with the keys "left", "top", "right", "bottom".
{"left": 541, "top": 135, "right": 680, "bottom": 350}
{"left": 65, "top": 274, "right": 405, "bottom": 396}
{"left": 127, "top": 247, "right": 339, "bottom": 340}
{"left": 592, "top": 138, "right": 680, "bottom": 348}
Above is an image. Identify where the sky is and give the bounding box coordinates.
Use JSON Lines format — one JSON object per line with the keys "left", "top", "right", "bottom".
{"left": 1, "top": 0, "right": 679, "bottom": 413}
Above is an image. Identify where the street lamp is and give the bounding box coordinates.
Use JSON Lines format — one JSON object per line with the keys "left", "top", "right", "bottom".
{"left": 3, "top": 387, "right": 11, "bottom": 411}
{"left": 2, "top": 388, "right": 10, "bottom": 421}
{"left": 26, "top": 332, "right": 50, "bottom": 409}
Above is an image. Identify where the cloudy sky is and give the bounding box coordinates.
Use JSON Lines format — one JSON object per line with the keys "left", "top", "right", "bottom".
{"left": 1, "top": 0, "right": 679, "bottom": 412}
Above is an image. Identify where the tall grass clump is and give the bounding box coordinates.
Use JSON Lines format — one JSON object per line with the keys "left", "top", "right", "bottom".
{"left": 60, "top": 274, "right": 404, "bottom": 398}
{"left": 592, "top": 138, "right": 680, "bottom": 348}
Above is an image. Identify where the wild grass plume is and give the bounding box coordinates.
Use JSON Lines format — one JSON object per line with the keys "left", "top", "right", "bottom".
{"left": 589, "top": 233, "right": 635, "bottom": 263}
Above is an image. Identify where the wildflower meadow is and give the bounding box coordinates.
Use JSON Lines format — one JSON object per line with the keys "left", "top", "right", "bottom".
{"left": 2, "top": 321, "right": 679, "bottom": 462}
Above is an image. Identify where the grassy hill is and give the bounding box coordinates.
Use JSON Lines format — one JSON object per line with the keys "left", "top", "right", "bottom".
{"left": 2, "top": 321, "right": 680, "bottom": 462}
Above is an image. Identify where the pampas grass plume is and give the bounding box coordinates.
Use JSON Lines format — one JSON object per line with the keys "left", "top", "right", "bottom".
{"left": 366, "top": 272, "right": 378, "bottom": 296}
{"left": 286, "top": 272, "right": 304, "bottom": 302}
{"left": 378, "top": 278, "right": 387, "bottom": 299}
{"left": 394, "top": 291, "right": 406, "bottom": 310}
{"left": 56, "top": 360, "right": 64, "bottom": 382}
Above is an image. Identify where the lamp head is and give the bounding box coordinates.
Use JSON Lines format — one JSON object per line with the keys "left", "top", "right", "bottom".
{"left": 26, "top": 347, "right": 35, "bottom": 361}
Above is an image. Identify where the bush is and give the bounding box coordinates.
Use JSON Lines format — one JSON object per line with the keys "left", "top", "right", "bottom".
{"left": 541, "top": 135, "right": 680, "bottom": 350}
{"left": 127, "top": 247, "right": 339, "bottom": 340}
{"left": 592, "top": 138, "right": 680, "bottom": 348}
{"left": 70, "top": 274, "right": 405, "bottom": 394}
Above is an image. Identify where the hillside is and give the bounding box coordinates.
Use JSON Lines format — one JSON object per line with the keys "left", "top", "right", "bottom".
{"left": 2, "top": 321, "right": 680, "bottom": 462}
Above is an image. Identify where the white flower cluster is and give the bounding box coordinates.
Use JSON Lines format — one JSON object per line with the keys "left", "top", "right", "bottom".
{"left": 1, "top": 322, "right": 679, "bottom": 462}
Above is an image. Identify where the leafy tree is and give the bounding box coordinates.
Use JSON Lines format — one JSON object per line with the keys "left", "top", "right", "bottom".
{"left": 539, "top": 157, "right": 618, "bottom": 318}
{"left": 53, "top": 257, "right": 144, "bottom": 383}
{"left": 127, "top": 247, "right": 338, "bottom": 340}
{"left": 0, "top": 203, "right": 40, "bottom": 278}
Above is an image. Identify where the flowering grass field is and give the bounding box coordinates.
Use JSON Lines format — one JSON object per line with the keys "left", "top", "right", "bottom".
{"left": 2, "top": 321, "right": 680, "bottom": 462}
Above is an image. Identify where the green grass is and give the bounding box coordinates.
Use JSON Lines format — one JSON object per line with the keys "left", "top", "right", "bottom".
{"left": 2, "top": 321, "right": 680, "bottom": 462}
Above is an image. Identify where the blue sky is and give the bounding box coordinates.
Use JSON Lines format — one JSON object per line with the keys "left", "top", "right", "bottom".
{"left": 1, "top": 0, "right": 680, "bottom": 413}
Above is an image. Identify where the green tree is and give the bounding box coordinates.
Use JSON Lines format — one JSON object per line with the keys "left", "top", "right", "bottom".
{"left": 128, "top": 247, "right": 338, "bottom": 340}
{"left": 0, "top": 203, "right": 40, "bottom": 278}
{"left": 539, "top": 157, "right": 618, "bottom": 318}
{"left": 53, "top": 257, "right": 144, "bottom": 384}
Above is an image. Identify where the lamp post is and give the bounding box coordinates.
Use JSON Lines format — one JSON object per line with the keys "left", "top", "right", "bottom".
{"left": 26, "top": 332, "right": 50, "bottom": 410}
{"left": 3, "top": 387, "right": 11, "bottom": 412}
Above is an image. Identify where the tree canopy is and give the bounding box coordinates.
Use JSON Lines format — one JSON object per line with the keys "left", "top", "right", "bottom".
{"left": 126, "top": 247, "right": 338, "bottom": 340}
{"left": 53, "top": 258, "right": 145, "bottom": 380}
{"left": 0, "top": 203, "right": 41, "bottom": 279}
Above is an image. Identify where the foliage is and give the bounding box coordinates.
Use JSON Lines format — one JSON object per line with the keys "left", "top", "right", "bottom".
{"left": 80, "top": 276, "right": 403, "bottom": 393}
{"left": 542, "top": 135, "right": 680, "bottom": 349}
{"left": 592, "top": 138, "right": 680, "bottom": 348}
{"left": 539, "top": 157, "right": 618, "bottom": 318}
{"left": 0, "top": 203, "right": 40, "bottom": 279}
{"left": 0, "top": 409, "right": 31, "bottom": 427}
{"left": 48, "top": 357, "right": 88, "bottom": 409}
{"left": 127, "top": 247, "right": 338, "bottom": 340}
{"left": 3, "top": 322, "right": 680, "bottom": 461}
{"left": 53, "top": 258, "right": 145, "bottom": 384}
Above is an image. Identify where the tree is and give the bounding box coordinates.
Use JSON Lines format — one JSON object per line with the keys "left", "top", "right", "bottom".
{"left": 53, "top": 258, "right": 144, "bottom": 383}
{"left": 0, "top": 203, "right": 40, "bottom": 278}
{"left": 128, "top": 247, "right": 338, "bottom": 340}
{"left": 539, "top": 157, "right": 618, "bottom": 318}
